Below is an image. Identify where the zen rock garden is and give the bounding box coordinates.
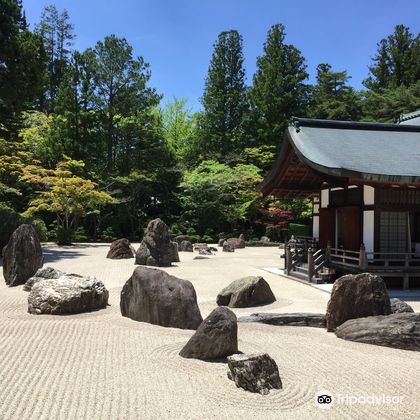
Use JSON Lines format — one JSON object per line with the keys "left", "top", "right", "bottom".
{"left": 1, "top": 218, "right": 419, "bottom": 402}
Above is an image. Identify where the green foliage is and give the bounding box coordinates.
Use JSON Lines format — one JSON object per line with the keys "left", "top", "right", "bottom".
{"left": 100, "top": 226, "right": 117, "bottom": 242}
{"left": 73, "top": 226, "right": 88, "bottom": 242}
{"left": 179, "top": 160, "right": 262, "bottom": 234}
{"left": 0, "top": 203, "right": 22, "bottom": 248}
{"left": 247, "top": 24, "right": 309, "bottom": 150}
{"left": 28, "top": 218, "right": 48, "bottom": 242}
{"left": 308, "top": 63, "right": 362, "bottom": 121}
{"left": 289, "top": 223, "right": 309, "bottom": 238}
{"left": 199, "top": 30, "right": 247, "bottom": 162}
{"left": 364, "top": 25, "right": 419, "bottom": 92}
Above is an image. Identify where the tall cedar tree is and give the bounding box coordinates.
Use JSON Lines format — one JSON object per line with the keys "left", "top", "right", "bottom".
{"left": 308, "top": 63, "right": 362, "bottom": 121}
{"left": 0, "top": 0, "right": 46, "bottom": 136}
{"left": 200, "top": 30, "right": 247, "bottom": 162}
{"left": 247, "top": 24, "right": 308, "bottom": 150}
{"left": 35, "top": 4, "right": 75, "bottom": 112}
{"left": 364, "top": 25, "right": 420, "bottom": 92}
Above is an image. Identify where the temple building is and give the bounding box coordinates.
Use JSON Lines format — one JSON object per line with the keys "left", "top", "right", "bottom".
{"left": 259, "top": 111, "right": 420, "bottom": 289}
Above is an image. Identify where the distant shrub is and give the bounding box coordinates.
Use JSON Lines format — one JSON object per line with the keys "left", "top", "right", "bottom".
{"left": 73, "top": 227, "right": 88, "bottom": 242}
{"left": 189, "top": 234, "right": 201, "bottom": 243}
{"left": 0, "top": 204, "right": 22, "bottom": 248}
{"left": 201, "top": 234, "right": 214, "bottom": 243}
{"left": 29, "top": 218, "right": 48, "bottom": 242}
{"left": 100, "top": 227, "right": 117, "bottom": 242}
{"left": 56, "top": 227, "right": 74, "bottom": 245}
{"left": 289, "top": 223, "right": 309, "bottom": 238}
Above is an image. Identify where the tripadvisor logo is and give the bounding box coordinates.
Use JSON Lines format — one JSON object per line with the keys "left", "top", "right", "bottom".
{"left": 315, "top": 390, "right": 334, "bottom": 409}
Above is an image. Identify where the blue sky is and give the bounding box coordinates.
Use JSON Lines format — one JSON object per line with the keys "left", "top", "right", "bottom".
{"left": 23, "top": 0, "right": 420, "bottom": 111}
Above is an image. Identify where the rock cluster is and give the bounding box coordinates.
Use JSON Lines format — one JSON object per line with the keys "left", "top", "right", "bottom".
{"left": 217, "top": 276, "right": 276, "bottom": 308}
{"left": 120, "top": 266, "right": 202, "bottom": 329}
{"left": 28, "top": 274, "right": 109, "bottom": 315}
{"left": 227, "top": 352, "right": 282, "bottom": 395}
{"left": 106, "top": 238, "right": 135, "bottom": 259}
{"left": 135, "top": 219, "right": 177, "bottom": 267}
{"left": 326, "top": 273, "right": 391, "bottom": 331}
{"left": 2, "top": 224, "right": 43, "bottom": 286}
{"left": 179, "top": 307, "right": 238, "bottom": 360}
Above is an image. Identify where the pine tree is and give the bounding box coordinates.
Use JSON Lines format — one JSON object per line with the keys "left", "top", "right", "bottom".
{"left": 36, "top": 4, "right": 75, "bottom": 112}
{"left": 200, "top": 30, "right": 247, "bottom": 162}
{"left": 308, "top": 63, "right": 362, "bottom": 121}
{"left": 247, "top": 24, "right": 308, "bottom": 150}
{"left": 364, "top": 25, "right": 419, "bottom": 92}
{"left": 0, "top": 0, "right": 46, "bottom": 136}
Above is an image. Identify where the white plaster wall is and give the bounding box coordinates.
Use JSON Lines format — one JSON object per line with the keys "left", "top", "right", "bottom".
{"left": 313, "top": 215, "right": 319, "bottom": 240}
{"left": 321, "top": 189, "right": 329, "bottom": 208}
{"left": 364, "top": 185, "right": 375, "bottom": 205}
{"left": 363, "top": 210, "right": 375, "bottom": 254}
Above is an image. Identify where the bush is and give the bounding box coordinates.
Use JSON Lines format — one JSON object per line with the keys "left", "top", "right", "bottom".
{"left": 73, "top": 227, "right": 88, "bottom": 242}
{"left": 56, "top": 227, "right": 74, "bottom": 245}
{"left": 189, "top": 234, "right": 201, "bottom": 243}
{"left": 29, "top": 218, "right": 48, "bottom": 242}
{"left": 0, "top": 204, "right": 22, "bottom": 249}
{"left": 100, "top": 227, "right": 117, "bottom": 242}
{"left": 289, "top": 223, "right": 309, "bottom": 238}
{"left": 201, "top": 234, "right": 214, "bottom": 243}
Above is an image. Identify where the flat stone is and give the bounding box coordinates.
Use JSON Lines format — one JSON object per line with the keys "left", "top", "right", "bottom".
{"left": 179, "top": 307, "right": 238, "bottom": 360}
{"left": 28, "top": 275, "right": 109, "bottom": 315}
{"left": 335, "top": 313, "right": 420, "bottom": 351}
{"left": 238, "top": 312, "right": 326, "bottom": 328}
{"left": 227, "top": 352, "right": 282, "bottom": 395}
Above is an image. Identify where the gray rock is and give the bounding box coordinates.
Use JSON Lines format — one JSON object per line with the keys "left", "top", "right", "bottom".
{"left": 199, "top": 248, "right": 213, "bottom": 255}
{"left": 3, "top": 224, "right": 43, "bottom": 286}
{"left": 390, "top": 298, "right": 414, "bottom": 314}
{"left": 326, "top": 273, "right": 391, "bottom": 332}
{"left": 260, "top": 236, "right": 270, "bottom": 243}
{"left": 120, "top": 266, "right": 202, "bottom": 329}
{"left": 24, "top": 266, "right": 64, "bottom": 291}
{"left": 193, "top": 243, "right": 209, "bottom": 251}
{"left": 135, "top": 219, "right": 173, "bottom": 267}
{"left": 174, "top": 235, "right": 191, "bottom": 245}
{"left": 169, "top": 241, "right": 180, "bottom": 263}
{"left": 106, "top": 238, "right": 135, "bottom": 259}
{"left": 227, "top": 237, "right": 245, "bottom": 249}
{"left": 238, "top": 312, "right": 326, "bottom": 328}
{"left": 179, "top": 307, "right": 238, "bottom": 360}
{"left": 218, "top": 239, "right": 225, "bottom": 247}
{"left": 28, "top": 275, "right": 109, "bottom": 315}
{"left": 217, "top": 276, "right": 276, "bottom": 308}
{"left": 227, "top": 352, "right": 282, "bottom": 395}
{"left": 209, "top": 247, "right": 218, "bottom": 252}
{"left": 335, "top": 313, "right": 420, "bottom": 351}
{"left": 179, "top": 240, "right": 193, "bottom": 252}
{"left": 223, "top": 242, "right": 235, "bottom": 252}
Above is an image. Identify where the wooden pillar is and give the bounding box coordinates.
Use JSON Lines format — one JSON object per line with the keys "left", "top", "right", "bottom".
{"left": 307, "top": 247, "right": 314, "bottom": 282}
{"left": 325, "top": 240, "right": 331, "bottom": 262}
{"left": 359, "top": 243, "right": 367, "bottom": 270}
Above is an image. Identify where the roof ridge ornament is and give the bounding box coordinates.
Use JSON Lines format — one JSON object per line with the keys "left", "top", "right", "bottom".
{"left": 292, "top": 117, "right": 301, "bottom": 133}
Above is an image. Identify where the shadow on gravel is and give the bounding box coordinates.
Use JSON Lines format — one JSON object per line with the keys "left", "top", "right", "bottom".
{"left": 42, "top": 248, "right": 87, "bottom": 263}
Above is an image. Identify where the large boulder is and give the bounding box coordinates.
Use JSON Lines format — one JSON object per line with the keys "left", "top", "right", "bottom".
{"left": 179, "top": 240, "right": 193, "bottom": 252}
{"left": 227, "top": 353, "right": 282, "bottom": 395}
{"left": 28, "top": 275, "right": 109, "bottom": 315}
{"left": 335, "top": 313, "right": 420, "bottom": 351}
{"left": 227, "top": 237, "right": 245, "bottom": 249}
{"left": 106, "top": 238, "right": 135, "bottom": 259}
{"left": 135, "top": 219, "right": 173, "bottom": 267}
{"left": 2, "top": 224, "right": 43, "bottom": 286}
{"left": 326, "top": 273, "right": 391, "bottom": 332}
{"left": 390, "top": 298, "right": 414, "bottom": 314}
{"left": 24, "top": 266, "right": 64, "bottom": 291}
{"left": 217, "top": 276, "right": 276, "bottom": 308}
{"left": 179, "top": 307, "right": 238, "bottom": 360}
{"left": 120, "top": 266, "right": 203, "bottom": 329}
